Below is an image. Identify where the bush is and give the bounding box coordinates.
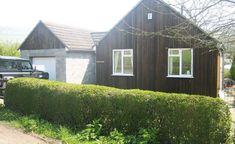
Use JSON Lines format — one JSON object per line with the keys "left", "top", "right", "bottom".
{"left": 231, "top": 64, "right": 235, "bottom": 80}
{"left": 0, "top": 106, "right": 159, "bottom": 144}
{"left": 5, "top": 78, "right": 231, "bottom": 143}
{"left": 0, "top": 41, "right": 20, "bottom": 57}
{"left": 224, "top": 69, "right": 231, "bottom": 78}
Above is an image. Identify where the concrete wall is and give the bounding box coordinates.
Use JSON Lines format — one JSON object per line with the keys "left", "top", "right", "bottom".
{"left": 66, "top": 51, "right": 96, "bottom": 84}
{"left": 21, "top": 49, "right": 96, "bottom": 84}
{"left": 21, "top": 49, "right": 67, "bottom": 82}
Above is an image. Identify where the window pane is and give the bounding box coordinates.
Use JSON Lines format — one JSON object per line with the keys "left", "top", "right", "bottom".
{"left": 0, "top": 60, "right": 19, "bottom": 72}
{"left": 124, "top": 50, "right": 131, "bottom": 55}
{"left": 114, "top": 51, "right": 122, "bottom": 73}
{"left": 182, "top": 50, "right": 192, "bottom": 75}
{"left": 0, "top": 61, "right": 8, "bottom": 71}
{"left": 169, "top": 50, "right": 179, "bottom": 55}
{"left": 123, "top": 56, "right": 133, "bottom": 74}
{"left": 21, "top": 61, "right": 32, "bottom": 71}
{"left": 169, "top": 57, "right": 180, "bottom": 75}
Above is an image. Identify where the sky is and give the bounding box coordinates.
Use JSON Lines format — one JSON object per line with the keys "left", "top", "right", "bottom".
{"left": 0, "top": 0, "right": 140, "bottom": 32}
{"left": 0, "top": 0, "right": 140, "bottom": 42}
{"left": 1, "top": 0, "right": 233, "bottom": 42}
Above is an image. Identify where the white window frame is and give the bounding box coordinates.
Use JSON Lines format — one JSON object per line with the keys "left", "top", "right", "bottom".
{"left": 112, "top": 49, "right": 133, "bottom": 76}
{"left": 167, "top": 48, "right": 194, "bottom": 78}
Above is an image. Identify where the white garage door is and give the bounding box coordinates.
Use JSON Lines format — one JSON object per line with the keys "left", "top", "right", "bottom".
{"left": 32, "top": 57, "right": 56, "bottom": 80}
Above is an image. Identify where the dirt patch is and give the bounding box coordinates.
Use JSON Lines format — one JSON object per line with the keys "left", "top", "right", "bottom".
{"left": 0, "top": 123, "right": 60, "bottom": 144}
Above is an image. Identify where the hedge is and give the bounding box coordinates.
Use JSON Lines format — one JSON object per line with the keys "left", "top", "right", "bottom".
{"left": 5, "top": 78, "right": 231, "bottom": 143}
{"left": 231, "top": 64, "right": 235, "bottom": 80}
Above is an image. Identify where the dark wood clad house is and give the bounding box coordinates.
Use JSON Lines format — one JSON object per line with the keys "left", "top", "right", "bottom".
{"left": 96, "top": 0, "right": 221, "bottom": 97}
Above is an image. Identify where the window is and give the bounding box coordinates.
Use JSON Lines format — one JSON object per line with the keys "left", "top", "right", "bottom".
{"left": 113, "top": 49, "right": 133, "bottom": 76}
{"left": 0, "top": 60, "right": 33, "bottom": 72}
{"left": 0, "top": 60, "right": 18, "bottom": 72}
{"left": 21, "top": 61, "right": 33, "bottom": 71}
{"left": 168, "top": 48, "right": 193, "bottom": 78}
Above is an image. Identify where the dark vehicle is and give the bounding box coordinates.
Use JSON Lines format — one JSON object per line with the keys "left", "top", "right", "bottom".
{"left": 0, "top": 56, "right": 49, "bottom": 96}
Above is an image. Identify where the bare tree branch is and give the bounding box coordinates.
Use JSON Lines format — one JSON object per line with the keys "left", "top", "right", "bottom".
{"left": 117, "top": 0, "right": 235, "bottom": 51}
{"left": 223, "top": 0, "right": 235, "bottom": 4}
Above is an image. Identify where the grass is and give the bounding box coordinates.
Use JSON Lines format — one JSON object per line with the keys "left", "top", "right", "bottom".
{"left": 0, "top": 104, "right": 158, "bottom": 144}
{"left": 0, "top": 105, "right": 79, "bottom": 143}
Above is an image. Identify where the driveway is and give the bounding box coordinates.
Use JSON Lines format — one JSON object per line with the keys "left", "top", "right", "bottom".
{"left": 0, "top": 99, "right": 60, "bottom": 144}
{"left": 224, "top": 87, "right": 235, "bottom": 125}
{"left": 0, "top": 123, "right": 60, "bottom": 144}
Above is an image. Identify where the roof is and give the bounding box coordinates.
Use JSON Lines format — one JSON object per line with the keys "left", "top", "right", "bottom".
{"left": 42, "top": 22, "right": 95, "bottom": 50}
{"left": 99, "top": 0, "right": 218, "bottom": 44}
{"left": 0, "top": 56, "right": 29, "bottom": 61}
{"left": 91, "top": 32, "right": 107, "bottom": 45}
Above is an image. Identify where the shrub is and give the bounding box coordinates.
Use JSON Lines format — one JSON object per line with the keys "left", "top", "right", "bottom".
{"left": 0, "top": 41, "right": 20, "bottom": 57}
{"left": 5, "top": 78, "right": 231, "bottom": 143}
{"left": 224, "top": 69, "right": 231, "bottom": 78}
{"left": 231, "top": 64, "right": 235, "bottom": 80}
{"left": 0, "top": 106, "right": 158, "bottom": 144}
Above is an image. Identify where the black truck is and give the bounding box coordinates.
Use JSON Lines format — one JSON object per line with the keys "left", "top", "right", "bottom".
{"left": 0, "top": 56, "right": 49, "bottom": 96}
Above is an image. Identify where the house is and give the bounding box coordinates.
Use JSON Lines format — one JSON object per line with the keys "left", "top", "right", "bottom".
{"left": 19, "top": 21, "right": 106, "bottom": 84}
{"left": 96, "top": 0, "right": 222, "bottom": 97}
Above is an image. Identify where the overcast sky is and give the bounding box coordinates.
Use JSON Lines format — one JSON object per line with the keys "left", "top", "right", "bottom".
{"left": 0, "top": 0, "right": 140, "bottom": 32}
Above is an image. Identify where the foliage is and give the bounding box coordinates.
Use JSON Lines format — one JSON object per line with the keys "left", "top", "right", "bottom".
{"left": 225, "top": 69, "right": 231, "bottom": 78}
{"left": 5, "top": 78, "right": 232, "bottom": 143}
{"left": 230, "top": 58, "right": 235, "bottom": 80}
{"left": 78, "top": 120, "right": 102, "bottom": 141}
{"left": 0, "top": 105, "right": 158, "bottom": 144}
{"left": 0, "top": 41, "right": 20, "bottom": 57}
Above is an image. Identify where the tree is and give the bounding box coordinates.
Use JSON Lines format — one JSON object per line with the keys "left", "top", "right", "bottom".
{"left": 0, "top": 41, "right": 20, "bottom": 57}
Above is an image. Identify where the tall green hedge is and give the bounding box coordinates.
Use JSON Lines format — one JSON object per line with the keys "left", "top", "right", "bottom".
{"left": 230, "top": 64, "right": 235, "bottom": 80}
{"left": 5, "top": 78, "right": 231, "bottom": 143}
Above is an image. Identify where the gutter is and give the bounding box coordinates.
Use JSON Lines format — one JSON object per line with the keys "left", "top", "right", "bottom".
{"left": 65, "top": 47, "right": 95, "bottom": 52}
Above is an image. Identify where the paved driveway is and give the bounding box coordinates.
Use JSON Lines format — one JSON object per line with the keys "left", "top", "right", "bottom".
{"left": 0, "top": 99, "right": 60, "bottom": 144}
{"left": 0, "top": 123, "right": 58, "bottom": 144}
{"left": 224, "top": 87, "right": 235, "bottom": 125}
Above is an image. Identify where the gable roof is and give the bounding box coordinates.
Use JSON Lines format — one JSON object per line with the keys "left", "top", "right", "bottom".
{"left": 19, "top": 21, "right": 106, "bottom": 51}
{"left": 42, "top": 22, "right": 95, "bottom": 50}
{"left": 99, "top": 0, "right": 217, "bottom": 45}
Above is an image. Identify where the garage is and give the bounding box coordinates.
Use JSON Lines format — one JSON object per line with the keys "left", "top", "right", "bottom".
{"left": 32, "top": 57, "right": 56, "bottom": 80}
{"left": 19, "top": 21, "right": 97, "bottom": 84}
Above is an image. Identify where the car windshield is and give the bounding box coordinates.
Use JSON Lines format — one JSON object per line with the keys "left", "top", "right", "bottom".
{"left": 0, "top": 60, "right": 33, "bottom": 72}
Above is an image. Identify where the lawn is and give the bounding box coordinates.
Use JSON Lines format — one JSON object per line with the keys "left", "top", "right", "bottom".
{"left": 0, "top": 104, "right": 157, "bottom": 144}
